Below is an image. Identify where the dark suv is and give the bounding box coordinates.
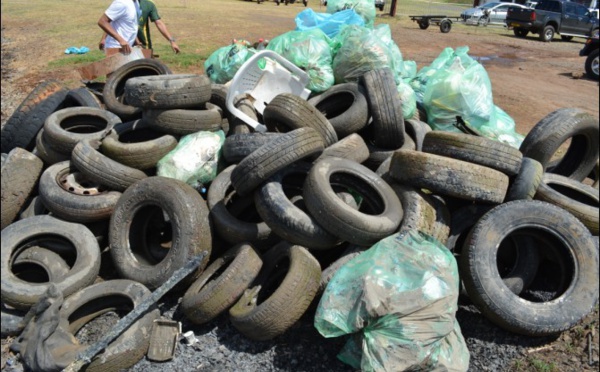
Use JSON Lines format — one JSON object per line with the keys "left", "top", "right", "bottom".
{"left": 580, "top": 37, "right": 599, "bottom": 79}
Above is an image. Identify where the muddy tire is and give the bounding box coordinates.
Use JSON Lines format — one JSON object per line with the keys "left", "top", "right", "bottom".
{"left": 61, "top": 87, "right": 103, "bottom": 109}
{"left": 404, "top": 119, "right": 429, "bottom": 151}
{"left": 422, "top": 131, "right": 523, "bottom": 176}
{"left": 231, "top": 128, "right": 324, "bottom": 197}
{"left": 307, "top": 82, "right": 369, "bottom": 139}
{"left": 229, "top": 243, "right": 321, "bottom": 341}
{"left": 228, "top": 96, "right": 257, "bottom": 135}
{"left": 182, "top": 244, "right": 263, "bottom": 324}
{"left": 12, "top": 246, "right": 70, "bottom": 283}
{"left": 71, "top": 139, "right": 148, "bottom": 192}
{"left": 222, "top": 132, "right": 283, "bottom": 164}
{"left": 103, "top": 59, "right": 172, "bottom": 120}
{"left": 109, "top": 177, "right": 212, "bottom": 289}
{"left": 210, "top": 84, "right": 232, "bottom": 123}
{"left": 1, "top": 80, "right": 68, "bottom": 153}
{"left": 34, "top": 129, "right": 70, "bottom": 165}
{"left": 389, "top": 149, "right": 509, "bottom": 203}
{"left": 364, "top": 134, "right": 416, "bottom": 171}
{"left": 1, "top": 215, "right": 100, "bottom": 309}
{"left": 504, "top": 157, "right": 544, "bottom": 202}
{"left": 360, "top": 68, "right": 405, "bottom": 149}
{"left": 535, "top": 173, "right": 599, "bottom": 235}
{"left": 38, "top": 160, "right": 122, "bottom": 223}
{"left": 315, "top": 133, "right": 370, "bottom": 164}
{"left": 319, "top": 245, "right": 366, "bottom": 293}
{"left": 1, "top": 148, "right": 44, "bottom": 230}
{"left": 19, "top": 196, "right": 49, "bottom": 220}
{"left": 304, "top": 157, "right": 403, "bottom": 246}
{"left": 264, "top": 93, "right": 338, "bottom": 147}
{"left": 144, "top": 106, "right": 223, "bottom": 135}
{"left": 390, "top": 183, "right": 444, "bottom": 240}
{"left": 101, "top": 120, "right": 178, "bottom": 170}
{"left": 57, "top": 280, "right": 160, "bottom": 372}
{"left": 124, "top": 74, "right": 212, "bottom": 109}
{"left": 519, "top": 108, "right": 599, "bottom": 181}
{"left": 460, "top": 200, "right": 599, "bottom": 336}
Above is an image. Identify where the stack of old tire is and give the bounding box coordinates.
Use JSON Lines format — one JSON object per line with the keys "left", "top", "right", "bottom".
{"left": 1, "top": 58, "right": 599, "bottom": 371}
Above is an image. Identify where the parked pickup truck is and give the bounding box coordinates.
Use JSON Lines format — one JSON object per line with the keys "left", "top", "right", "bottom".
{"left": 505, "top": 0, "right": 599, "bottom": 42}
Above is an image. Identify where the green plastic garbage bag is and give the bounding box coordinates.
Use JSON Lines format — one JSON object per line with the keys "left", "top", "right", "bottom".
{"left": 204, "top": 41, "right": 256, "bottom": 84}
{"left": 315, "top": 230, "right": 470, "bottom": 372}
{"left": 157, "top": 130, "right": 225, "bottom": 189}
{"left": 410, "top": 47, "right": 454, "bottom": 104}
{"left": 267, "top": 29, "right": 335, "bottom": 93}
{"left": 327, "top": 0, "right": 376, "bottom": 28}
{"left": 397, "top": 79, "right": 417, "bottom": 120}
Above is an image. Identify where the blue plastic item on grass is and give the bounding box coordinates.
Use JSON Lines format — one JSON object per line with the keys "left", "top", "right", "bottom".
{"left": 295, "top": 8, "right": 365, "bottom": 38}
{"left": 64, "top": 46, "right": 89, "bottom": 55}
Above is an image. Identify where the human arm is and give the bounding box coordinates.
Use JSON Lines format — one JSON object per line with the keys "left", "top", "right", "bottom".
{"left": 99, "top": 33, "right": 107, "bottom": 50}
{"left": 98, "top": 13, "right": 132, "bottom": 54}
{"left": 154, "top": 19, "right": 180, "bottom": 54}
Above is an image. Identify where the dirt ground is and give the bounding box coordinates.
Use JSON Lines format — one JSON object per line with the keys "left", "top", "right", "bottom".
{"left": 1, "top": 2, "right": 599, "bottom": 371}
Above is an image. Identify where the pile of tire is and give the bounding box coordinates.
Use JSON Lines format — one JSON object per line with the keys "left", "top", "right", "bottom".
{"left": 1, "top": 59, "right": 599, "bottom": 370}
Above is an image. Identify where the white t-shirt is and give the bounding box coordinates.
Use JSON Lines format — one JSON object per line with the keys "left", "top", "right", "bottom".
{"left": 104, "top": 0, "right": 140, "bottom": 49}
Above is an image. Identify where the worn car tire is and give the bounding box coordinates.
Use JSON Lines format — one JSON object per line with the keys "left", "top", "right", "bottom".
{"left": 1, "top": 148, "right": 44, "bottom": 230}
{"left": 460, "top": 200, "right": 599, "bottom": 336}
{"left": 1, "top": 215, "right": 100, "bottom": 309}
{"left": 124, "top": 74, "right": 211, "bottom": 109}
{"left": 143, "top": 105, "right": 223, "bottom": 135}
{"left": 109, "top": 177, "right": 212, "bottom": 289}
{"left": 229, "top": 243, "right": 321, "bottom": 341}
{"left": 61, "top": 87, "right": 103, "bottom": 109}
{"left": 315, "top": 133, "right": 370, "bottom": 164}
{"left": 585, "top": 48, "right": 599, "bottom": 80}
{"left": 34, "top": 129, "right": 70, "bottom": 165}
{"left": 1, "top": 80, "right": 68, "bottom": 153}
{"left": 12, "top": 246, "right": 70, "bottom": 283}
{"left": 222, "top": 132, "right": 283, "bottom": 164}
{"left": 519, "top": 108, "right": 599, "bottom": 181}
{"left": 439, "top": 19, "right": 452, "bottom": 33}
{"left": 504, "top": 157, "right": 544, "bottom": 202}
{"left": 182, "top": 244, "right": 263, "bottom": 324}
{"left": 513, "top": 28, "right": 529, "bottom": 38}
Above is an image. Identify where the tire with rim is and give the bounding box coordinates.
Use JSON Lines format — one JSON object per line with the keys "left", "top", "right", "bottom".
{"left": 229, "top": 243, "right": 321, "bottom": 341}
{"left": 109, "top": 176, "right": 213, "bottom": 290}
{"left": 539, "top": 25, "right": 555, "bottom": 42}
{"left": 1, "top": 215, "right": 100, "bottom": 310}
{"left": 504, "top": 157, "right": 544, "bottom": 202}
{"left": 182, "top": 244, "right": 263, "bottom": 324}
{"left": 143, "top": 105, "right": 223, "bottom": 135}
{"left": 1, "top": 80, "right": 68, "bottom": 153}
{"left": 513, "top": 28, "right": 529, "bottom": 38}
{"left": 585, "top": 49, "right": 599, "bottom": 80}
{"left": 460, "top": 200, "right": 599, "bottom": 336}
{"left": 304, "top": 157, "right": 403, "bottom": 246}
{"left": 124, "top": 74, "right": 212, "bottom": 109}
{"left": 38, "top": 160, "right": 122, "bottom": 223}
{"left": 418, "top": 19, "right": 430, "bottom": 29}
{"left": 103, "top": 59, "right": 172, "bottom": 120}
{"left": 57, "top": 280, "right": 160, "bottom": 372}
{"left": 440, "top": 19, "right": 452, "bottom": 33}
{"left": 1, "top": 148, "right": 44, "bottom": 230}
{"left": 519, "top": 108, "right": 599, "bottom": 181}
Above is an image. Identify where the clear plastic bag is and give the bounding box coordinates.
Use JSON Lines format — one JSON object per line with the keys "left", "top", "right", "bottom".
{"left": 295, "top": 8, "right": 365, "bottom": 38}
{"left": 326, "top": 0, "right": 376, "bottom": 28}
{"left": 397, "top": 79, "right": 417, "bottom": 120}
{"left": 204, "top": 41, "right": 256, "bottom": 84}
{"left": 314, "top": 230, "right": 469, "bottom": 372}
{"left": 157, "top": 130, "right": 225, "bottom": 189}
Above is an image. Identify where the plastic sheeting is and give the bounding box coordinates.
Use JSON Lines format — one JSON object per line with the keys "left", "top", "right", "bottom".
{"left": 295, "top": 8, "right": 365, "bottom": 38}
{"left": 326, "top": 0, "right": 376, "bottom": 28}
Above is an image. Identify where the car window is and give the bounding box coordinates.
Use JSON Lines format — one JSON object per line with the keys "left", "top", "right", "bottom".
{"left": 574, "top": 4, "right": 589, "bottom": 16}
{"left": 482, "top": 2, "right": 501, "bottom": 9}
{"left": 564, "top": 3, "right": 575, "bottom": 15}
{"left": 495, "top": 5, "right": 510, "bottom": 11}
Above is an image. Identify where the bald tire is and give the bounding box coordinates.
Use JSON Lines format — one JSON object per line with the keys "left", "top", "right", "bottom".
{"left": 13, "top": 246, "right": 70, "bottom": 283}
{"left": 316, "top": 133, "right": 370, "bottom": 164}
{"left": 143, "top": 106, "right": 223, "bottom": 135}
{"left": 389, "top": 149, "right": 509, "bottom": 204}
{"left": 504, "top": 157, "right": 544, "bottom": 202}
{"left": 460, "top": 200, "right": 599, "bottom": 336}
{"left": 182, "top": 244, "right": 263, "bottom": 325}
{"left": 229, "top": 243, "right": 321, "bottom": 341}
{"left": 222, "top": 132, "right": 284, "bottom": 164}
{"left": 124, "top": 74, "right": 212, "bottom": 109}
{"left": 391, "top": 183, "right": 440, "bottom": 239}
{"left": 422, "top": 131, "right": 523, "bottom": 176}
{"left": 230, "top": 128, "right": 324, "bottom": 197}
{"left": 34, "top": 129, "right": 70, "bottom": 166}
{"left": 1, "top": 148, "right": 44, "bottom": 230}
{"left": 364, "top": 135, "right": 416, "bottom": 171}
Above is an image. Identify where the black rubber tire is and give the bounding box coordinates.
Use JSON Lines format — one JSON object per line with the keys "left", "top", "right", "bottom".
{"left": 513, "top": 28, "right": 529, "bottom": 38}
{"left": 109, "top": 176, "right": 213, "bottom": 290}
{"left": 494, "top": 235, "right": 542, "bottom": 295}
{"left": 535, "top": 173, "right": 599, "bottom": 235}
{"left": 230, "top": 128, "right": 324, "bottom": 197}
{"left": 61, "top": 87, "right": 103, "bottom": 109}
{"left": 389, "top": 149, "right": 509, "bottom": 203}
{"left": 460, "top": 200, "right": 599, "bottom": 336}
{"left": 254, "top": 162, "right": 341, "bottom": 249}
{"left": 560, "top": 35, "right": 573, "bottom": 42}
{"left": 504, "top": 157, "right": 544, "bottom": 202}
{"left": 418, "top": 20, "right": 430, "bottom": 30}
{"left": 103, "top": 59, "right": 172, "bottom": 120}
{"left": 439, "top": 19, "right": 452, "bottom": 33}
{"left": 210, "top": 84, "right": 232, "bottom": 124}
{"left": 207, "top": 165, "right": 275, "bottom": 245}
{"left": 42, "top": 107, "right": 121, "bottom": 154}
{"left": 222, "top": 132, "right": 284, "bottom": 164}
{"left": 519, "top": 108, "right": 599, "bottom": 181}
{"left": 1, "top": 148, "right": 44, "bottom": 230}
{"left": 404, "top": 119, "right": 429, "bottom": 151}
{"left": 430, "top": 195, "right": 451, "bottom": 246}
{"left": 422, "top": 131, "right": 523, "bottom": 176}
{"left": 38, "top": 160, "right": 122, "bottom": 223}
{"left": 57, "top": 279, "right": 160, "bottom": 372}
{"left": 72, "top": 139, "right": 148, "bottom": 192}
{"left": 364, "top": 134, "right": 416, "bottom": 171}
{"left": 307, "top": 82, "right": 369, "bottom": 139}
{"left": 390, "top": 183, "right": 446, "bottom": 241}
{"left": 101, "top": 119, "right": 178, "bottom": 170}
{"left": 585, "top": 49, "right": 599, "bottom": 80}
{"left": 34, "top": 129, "right": 70, "bottom": 165}
{"left": 319, "top": 244, "right": 366, "bottom": 293}
{"left": 228, "top": 96, "right": 256, "bottom": 135}
{"left": 229, "top": 243, "right": 321, "bottom": 341}
{"left": 304, "top": 157, "right": 403, "bottom": 246}
{"left": 360, "top": 68, "right": 405, "bottom": 149}
{"left": 539, "top": 25, "right": 555, "bottom": 42}
{"left": 12, "top": 246, "right": 70, "bottom": 283}
{"left": 316, "top": 133, "right": 370, "bottom": 164}
{"left": 1, "top": 305, "right": 26, "bottom": 338}
{"left": 263, "top": 93, "right": 338, "bottom": 147}
{"left": 143, "top": 105, "right": 223, "bottom": 135}
{"left": 1, "top": 80, "right": 68, "bottom": 153}
{"left": 0, "top": 215, "right": 100, "bottom": 310}
{"left": 124, "top": 74, "right": 212, "bottom": 109}
{"left": 182, "top": 244, "right": 263, "bottom": 324}
{"left": 19, "top": 196, "right": 49, "bottom": 220}
{"left": 446, "top": 204, "right": 495, "bottom": 252}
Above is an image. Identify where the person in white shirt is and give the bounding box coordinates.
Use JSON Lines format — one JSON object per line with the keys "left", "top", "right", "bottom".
{"left": 98, "top": 0, "right": 140, "bottom": 55}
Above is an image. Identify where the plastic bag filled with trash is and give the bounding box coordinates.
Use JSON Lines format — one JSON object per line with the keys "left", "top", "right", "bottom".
{"left": 157, "top": 130, "right": 225, "bottom": 190}
{"left": 295, "top": 8, "right": 365, "bottom": 38}
{"left": 315, "top": 230, "right": 470, "bottom": 372}
{"left": 326, "top": 0, "right": 376, "bottom": 28}
{"left": 204, "top": 41, "right": 256, "bottom": 84}
{"left": 267, "top": 29, "right": 335, "bottom": 93}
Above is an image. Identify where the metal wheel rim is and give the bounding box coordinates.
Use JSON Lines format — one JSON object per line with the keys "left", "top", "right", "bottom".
{"left": 593, "top": 56, "right": 599, "bottom": 77}
{"left": 58, "top": 172, "right": 105, "bottom": 195}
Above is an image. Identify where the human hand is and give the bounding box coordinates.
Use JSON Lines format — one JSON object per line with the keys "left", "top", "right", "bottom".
{"left": 99, "top": 40, "right": 105, "bottom": 50}
{"left": 120, "top": 42, "right": 132, "bottom": 55}
{"left": 171, "top": 41, "right": 180, "bottom": 54}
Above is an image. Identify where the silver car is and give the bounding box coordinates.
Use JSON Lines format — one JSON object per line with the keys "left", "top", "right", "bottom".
{"left": 461, "top": 2, "right": 528, "bottom": 25}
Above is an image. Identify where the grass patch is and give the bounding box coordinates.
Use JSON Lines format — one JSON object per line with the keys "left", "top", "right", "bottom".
{"left": 529, "top": 358, "right": 557, "bottom": 372}
{"left": 47, "top": 51, "right": 105, "bottom": 69}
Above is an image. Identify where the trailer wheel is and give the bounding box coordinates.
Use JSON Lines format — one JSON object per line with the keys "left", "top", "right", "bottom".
{"left": 418, "top": 20, "right": 430, "bottom": 30}
{"left": 440, "top": 19, "right": 452, "bottom": 33}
